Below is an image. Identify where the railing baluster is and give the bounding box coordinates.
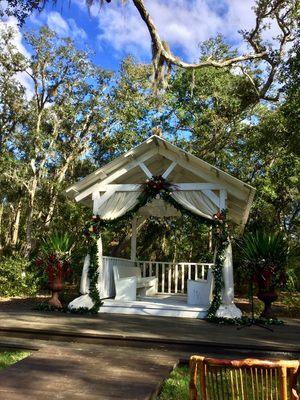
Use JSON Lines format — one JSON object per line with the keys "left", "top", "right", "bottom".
{"left": 188, "top": 264, "right": 191, "bottom": 280}
{"left": 181, "top": 264, "right": 185, "bottom": 293}
{"left": 155, "top": 262, "right": 158, "bottom": 278}
{"left": 195, "top": 264, "right": 198, "bottom": 280}
{"left": 143, "top": 262, "right": 146, "bottom": 277}
{"left": 168, "top": 265, "right": 172, "bottom": 293}
{"left": 149, "top": 263, "right": 152, "bottom": 277}
{"left": 175, "top": 264, "right": 178, "bottom": 293}
{"left": 162, "top": 263, "right": 165, "bottom": 293}
{"left": 202, "top": 265, "right": 204, "bottom": 280}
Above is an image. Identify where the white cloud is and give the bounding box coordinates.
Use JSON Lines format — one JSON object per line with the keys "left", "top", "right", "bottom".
{"left": 30, "top": 11, "right": 87, "bottom": 42}
{"left": 68, "top": 18, "right": 87, "bottom": 40}
{"left": 47, "top": 11, "right": 69, "bottom": 36}
{"left": 0, "top": 17, "right": 34, "bottom": 98}
{"left": 0, "top": 16, "right": 30, "bottom": 57}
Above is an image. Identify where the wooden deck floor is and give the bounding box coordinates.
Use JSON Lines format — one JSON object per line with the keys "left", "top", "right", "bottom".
{"left": 0, "top": 299, "right": 299, "bottom": 400}
{"left": 0, "top": 301, "right": 299, "bottom": 354}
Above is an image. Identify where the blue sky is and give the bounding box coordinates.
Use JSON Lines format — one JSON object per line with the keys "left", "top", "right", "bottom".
{"left": 18, "top": 0, "right": 261, "bottom": 72}
{"left": 0, "top": 0, "right": 282, "bottom": 97}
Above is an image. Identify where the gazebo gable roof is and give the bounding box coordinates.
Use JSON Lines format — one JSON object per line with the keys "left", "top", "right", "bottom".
{"left": 66, "top": 135, "right": 255, "bottom": 226}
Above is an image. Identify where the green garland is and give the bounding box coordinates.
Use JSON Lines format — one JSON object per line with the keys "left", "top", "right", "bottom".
{"left": 83, "top": 175, "right": 229, "bottom": 317}
{"left": 87, "top": 240, "right": 103, "bottom": 313}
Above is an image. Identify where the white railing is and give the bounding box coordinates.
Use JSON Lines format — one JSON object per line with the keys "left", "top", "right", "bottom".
{"left": 136, "top": 261, "right": 214, "bottom": 294}
{"left": 100, "top": 256, "right": 214, "bottom": 297}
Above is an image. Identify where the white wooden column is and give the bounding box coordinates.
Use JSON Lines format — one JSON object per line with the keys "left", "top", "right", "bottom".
{"left": 131, "top": 216, "right": 137, "bottom": 261}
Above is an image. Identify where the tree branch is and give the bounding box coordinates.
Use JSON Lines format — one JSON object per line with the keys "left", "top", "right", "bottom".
{"left": 132, "top": 0, "right": 266, "bottom": 71}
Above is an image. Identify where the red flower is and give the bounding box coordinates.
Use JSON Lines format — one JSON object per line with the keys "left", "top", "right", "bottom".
{"left": 35, "top": 259, "right": 43, "bottom": 267}
{"left": 46, "top": 265, "right": 53, "bottom": 272}
{"left": 49, "top": 255, "right": 56, "bottom": 262}
{"left": 57, "top": 262, "right": 62, "bottom": 270}
{"left": 93, "top": 226, "right": 98, "bottom": 233}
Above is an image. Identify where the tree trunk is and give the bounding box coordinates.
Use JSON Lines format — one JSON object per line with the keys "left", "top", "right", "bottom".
{"left": 44, "top": 155, "right": 76, "bottom": 228}
{"left": 11, "top": 198, "right": 22, "bottom": 249}
{"left": 25, "top": 176, "right": 38, "bottom": 255}
{"left": 0, "top": 202, "right": 3, "bottom": 252}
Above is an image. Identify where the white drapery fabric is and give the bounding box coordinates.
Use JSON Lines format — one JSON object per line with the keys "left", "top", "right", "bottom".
{"left": 221, "top": 241, "right": 234, "bottom": 305}
{"left": 79, "top": 236, "right": 103, "bottom": 296}
{"left": 80, "top": 254, "right": 90, "bottom": 294}
{"left": 172, "top": 191, "right": 218, "bottom": 219}
{"left": 95, "top": 190, "right": 218, "bottom": 220}
{"left": 95, "top": 191, "right": 140, "bottom": 220}
{"left": 216, "top": 241, "right": 242, "bottom": 318}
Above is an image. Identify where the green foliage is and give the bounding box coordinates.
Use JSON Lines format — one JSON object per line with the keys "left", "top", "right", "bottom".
{"left": 240, "top": 231, "right": 288, "bottom": 266}
{"left": 0, "top": 25, "right": 298, "bottom": 302}
{"left": 87, "top": 240, "right": 103, "bottom": 313}
{"left": 157, "top": 365, "right": 190, "bottom": 400}
{"left": 0, "top": 351, "right": 31, "bottom": 370}
{"left": 0, "top": 256, "right": 39, "bottom": 297}
{"left": 239, "top": 231, "right": 288, "bottom": 292}
{"left": 40, "top": 232, "right": 74, "bottom": 260}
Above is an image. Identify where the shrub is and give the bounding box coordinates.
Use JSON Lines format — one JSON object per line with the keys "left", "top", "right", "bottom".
{"left": 0, "top": 256, "right": 39, "bottom": 297}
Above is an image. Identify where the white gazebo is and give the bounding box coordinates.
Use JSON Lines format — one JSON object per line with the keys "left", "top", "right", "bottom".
{"left": 66, "top": 135, "right": 255, "bottom": 319}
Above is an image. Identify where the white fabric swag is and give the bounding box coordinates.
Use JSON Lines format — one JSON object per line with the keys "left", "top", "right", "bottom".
{"left": 171, "top": 190, "right": 218, "bottom": 220}
{"left": 96, "top": 191, "right": 140, "bottom": 219}
{"left": 96, "top": 190, "right": 218, "bottom": 221}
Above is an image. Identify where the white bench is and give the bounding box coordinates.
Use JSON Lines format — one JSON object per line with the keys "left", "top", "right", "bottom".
{"left": 113, "top": 265, "right": 158, "bottom": 301}
{"left": 187, "top": 269, "right": 213, "bottom": 306}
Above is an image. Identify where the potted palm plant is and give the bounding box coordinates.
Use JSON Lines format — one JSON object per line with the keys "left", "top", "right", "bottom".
{"left": 36, "top": 232, "right": 74, "bottom": 308}
{"left": 240, "top": 231, "right": 288, "bottom": 318}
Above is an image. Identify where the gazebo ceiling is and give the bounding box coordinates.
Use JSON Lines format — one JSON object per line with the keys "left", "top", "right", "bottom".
{"left": 66, "top": 135, "right": 256, "bottom": 226}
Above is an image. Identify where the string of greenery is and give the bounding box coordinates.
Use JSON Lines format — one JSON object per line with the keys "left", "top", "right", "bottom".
{"left": 83, "top": 175, "right": 229, "bottom": 318}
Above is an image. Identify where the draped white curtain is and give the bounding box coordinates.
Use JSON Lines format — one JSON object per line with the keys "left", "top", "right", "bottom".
{"left": 221, "top": 241, "right": 234, "bottom": 305}
{"left": 80, "top": 254, "right": 90, "bottom": 294}
{"left": 216, "top": 241, "right": 242, "bottom": 318}
{"left": 96, "top": 191, "right": 140, "bottom": 220}
{"left": 95, "top": 190, "right": 218, "bottom": 221}
{"left": 172, "top": 191, "right": 218, "bottom": 219}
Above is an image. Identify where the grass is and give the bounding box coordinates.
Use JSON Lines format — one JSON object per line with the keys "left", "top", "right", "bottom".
{"left": 157, "top": 362, "right": 300, "bottom": 400}
{"left": 0, "top": 351, "right": 31, "bottom": 370}
{"left": 157, "top": 365, "right": 190, "bottom": 400}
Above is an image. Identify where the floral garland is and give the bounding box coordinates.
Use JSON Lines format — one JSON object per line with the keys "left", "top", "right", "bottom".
{"left": 83, "top": 175, "right": 229, "bottom": 317}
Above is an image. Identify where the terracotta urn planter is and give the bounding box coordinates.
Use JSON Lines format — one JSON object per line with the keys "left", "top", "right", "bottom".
{"left": 257, "top": 290, "right": 278, "bottom": 319}
{"left": 49, "top": 278, "right": 63, "bottom": 308}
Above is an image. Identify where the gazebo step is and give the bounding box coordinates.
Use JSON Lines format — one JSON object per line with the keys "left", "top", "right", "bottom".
{"left": 99, "top": 296, "right": 208, "bottom": 319}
